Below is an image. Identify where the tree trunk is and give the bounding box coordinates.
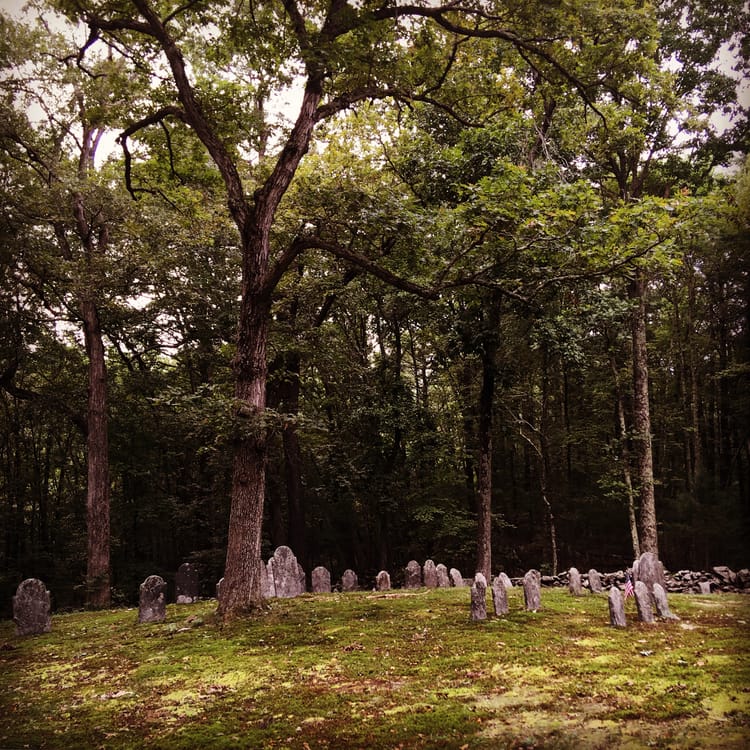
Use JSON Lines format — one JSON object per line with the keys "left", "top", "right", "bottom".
{"left": 629, "top": 269, "right": 658, "bottom": 556}
{"left": 81, "top": 299, "right": 111, "bottom": 608}
{"left": 475, "top": 340, "right": 496, "bottom": 581}
{"left": 217, "top": 287, "right": 272, "bottom": 617}
{"left": 609, "top": 349, "right": 640, "bottom": 559}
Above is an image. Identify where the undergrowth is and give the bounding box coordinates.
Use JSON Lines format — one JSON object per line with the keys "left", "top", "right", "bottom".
{"left": 1, "top": 587, "right": 748, "bottom": 749}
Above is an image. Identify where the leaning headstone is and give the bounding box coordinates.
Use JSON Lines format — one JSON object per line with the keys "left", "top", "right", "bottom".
{"left": 175, "top": 562, "right": 201, "bottom": 604}
{"left": 423, "top": 560, "right": 438, "bottom": 588}
{"left": 13, "top": 578, "right": 52, "bottom": 636}
{"left": 405, "top": 560, "right": 422, "bottom": 589}
{"left": 311, "top": 566, "right": 331, "bottom": 594}
{"left": 491, "top": 576, "right": 509, "bottom": 615}
{"left": 341, "top": 569, "right": 358, "bottom": 592}
{"left": 138, "top": 575, "right": 167, "bottom": 624}
{"left": 498, "top": 572, "right": 513, "bottom": 590}
{"left": 523, "top": 569, "right": 542, "bottom": 612}
{"left": 436, "top": 564, "right": 451, "bottom": 588}
{"left": 588, "top": 569, "right": 603, "bottom": 594}
{"left": 634, "top": 580, "right": 654, "bottom": 623}
{"left": 272, "top": 546, "right": 305, "bottom": 598}
{"left": 568, "top": 567, "right": 584, "bottom": 596}
{"left": 449, "top": 568, "right": 464, "bottom": 587}
{"left": 698, "top": 581, "right": 712, "bottom": 595}
{"left": 633, "top": 551, "right": 666, "bottom": 598}
{"left": 471, "top": 573, "right": 488, "bottom": 621}
{"left": 653, "top": 583, "right": 679, "bottom": 620}
{"left": 376, "top": 570, "right": 391, "bottom": 591}
{"left": 608, "top": 585, "right": 627, "bottom": 628}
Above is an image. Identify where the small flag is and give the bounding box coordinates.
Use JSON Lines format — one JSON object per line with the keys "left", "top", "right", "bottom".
{"left": 624, "top": 574, "right": 634, "bottom": 598}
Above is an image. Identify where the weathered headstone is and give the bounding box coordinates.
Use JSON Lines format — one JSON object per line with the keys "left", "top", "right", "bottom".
{"left": 491, "top": 576, "right": 509, "bottom": 615}
{"left": 311, "top": 566, "right": 331, "bottom": 594}
{"left": 498, "top": 572, "right": 513, "bottom": 590}
{"left": 341, "top": 569, "right": 358, "bottom": 592}
{"left": 471, "top": 573, "right": 488, "bottom": 621}
{"left": 376, "top": 570, "right": 391, "bottom": 591}
{"left": 436, "top": 564, "right": 451, "bottom": 588}
{"left": 568, "top": 567, "right": 584, "bottom": 596}
{"left": 423, "top": 559, "right": 439, "bottom": 588}
{"left": 263, "top": 559, "right": 277, "bottom": 598}
{"left": 216, "top": 577, "right": 224, "bottom": 600}
{"left": 698, "top": 581, "right": 712, "bottom": 595}
{"left": 13, "top": 578, "right": 52, "bottom": 636}
{"left": 523, "top": 569, "right": 542, "bottom": 612}
{"left": 608, "top": 585, "right": 627, "bottom": 628}
{"left": 634, "top": 580, "right": 654, "bottom": 623}
{"left": 652, "top": 582, "right": 679, "bottom": 620}
{"left": 138, "top": 575, "right": 167, "bottom": 624}
{"left": 405, "top": 560, "right": 422, "bottom": 589}
{"left": 588, "top": 569, "right": 603, "bottom": 594}
{"left": 449, "top": 568, "right": 464, "bottom": 587}
{"left": 175, "top": 562, "right": 201, "bottom": 604}
{"left": 272, "top": 546, "right": 305, "bottom": 598}
{"left": 633, "top": 551, "right": 666, "bottom": 598}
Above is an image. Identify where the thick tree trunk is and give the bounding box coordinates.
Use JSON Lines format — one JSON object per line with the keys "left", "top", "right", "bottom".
{"left": 629, "top": 269, "right": 658, "bottom": 556}
{"left": 82, "top": 299, "right": 111, "bottom": 608}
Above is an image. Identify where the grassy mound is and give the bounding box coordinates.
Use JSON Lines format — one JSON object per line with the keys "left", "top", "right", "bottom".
{"left": 1, "top": 587, "right": 748, "bottom": 748}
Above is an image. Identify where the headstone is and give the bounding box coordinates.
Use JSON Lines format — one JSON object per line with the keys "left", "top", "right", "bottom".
{"left": 216, "top": 577, "right": 224, "bottom": 600}
{"left": 341, "top": 569, "right": 358, "bottom": 592}
{"left": 588, "top": 569, "right": 603, "bottom": 593}
{"left": 608, "top": 585, "right": 627, "bottom": 628}
{"left": 423, "top": 560, "right": 438, "bottom": 588}
{"left": 449, "top": 568, "right": 464, "bottom": 587}
{"left": 523, "top": 569, "right": 542, "bottom": 612}
{"left": 138, "top": 575, "right": 167, "bottom": 624}
{"left": 405, "top": 560, "right": 422, "bottom": 589}
{"left": 498, "top": 572, "right": 513, "bottom": 590}
{"left": 652, "top": 582, "right": 679, "bottom": 620}
{"left": 471, "top": 573, "right": 488, "bottom": 621}
{"left": 634, "top": 580, "right": 654, "bottom": 623}
{"left": 272, "top": 546, "right": 305, "bottom": 598}
{"left": 633, "top": 551, "right": 666, "bottom": 598}
{"left": 311, "top": 566, "right": 331, "bottom": 594}
{"left": 436, "top": 564, "right": 451, "bottom": 588}
{"left": 175, "top": 562, "right": 201, "bottom": 604}
{"left": 568, "top": 567, "right": 583, "bottom": 596}
{"left": 698, "top": 581, "right": 712, "bottom": 595}
{"left": 263, "top": 559, "right": 277, "bottom": 598}
{"left": 13, "top": 578, "right": 52, "bottom": 636}
{"left": 376, "top": 570, "right": 391, "bottom": 591}
{"left": 491, "top": 576, "right": 509, "bottom": 615}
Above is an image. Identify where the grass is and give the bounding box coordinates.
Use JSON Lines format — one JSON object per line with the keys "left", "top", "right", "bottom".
{"left": 1, "top": 587, "right": 749, "bottom": 749}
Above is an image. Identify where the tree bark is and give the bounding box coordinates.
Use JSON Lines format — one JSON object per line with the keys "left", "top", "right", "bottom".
{"left": 81, "top": 298, "right": 111, "bottom": 607}
{"left": 629, "top": 269, "right": 658, "bottom": 556}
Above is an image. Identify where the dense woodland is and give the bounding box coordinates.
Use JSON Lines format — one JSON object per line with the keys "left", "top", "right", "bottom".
{"left": 0, "top": 0, "right": 748, "bottom": 618}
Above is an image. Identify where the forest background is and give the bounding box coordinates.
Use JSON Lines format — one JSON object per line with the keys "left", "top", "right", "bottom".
{"left": 0, "top": 0, "right": 748, "bottom": 618}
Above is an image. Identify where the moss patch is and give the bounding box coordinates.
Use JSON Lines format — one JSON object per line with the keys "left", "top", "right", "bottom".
{"left": 1, "top": 590, "right": 748, "bottom": 748}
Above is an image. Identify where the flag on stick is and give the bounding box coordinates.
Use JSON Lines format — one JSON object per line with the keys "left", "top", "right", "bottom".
{"left": 624, "top": 573, "right": 634, "bottom": 598}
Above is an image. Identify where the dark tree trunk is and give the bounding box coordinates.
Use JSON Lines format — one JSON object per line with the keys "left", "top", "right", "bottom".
{"left": 81, "top": 299, "right": 111, "bottom": 608}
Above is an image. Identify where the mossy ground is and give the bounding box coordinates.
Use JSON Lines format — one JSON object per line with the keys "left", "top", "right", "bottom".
{"left": 1, "top": 588, "right": 748, "bottom": 749}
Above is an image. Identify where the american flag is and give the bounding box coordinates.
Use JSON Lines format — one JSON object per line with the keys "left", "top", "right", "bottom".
{"left": 624, "top": 574, "right": 635, "bottom": 598}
